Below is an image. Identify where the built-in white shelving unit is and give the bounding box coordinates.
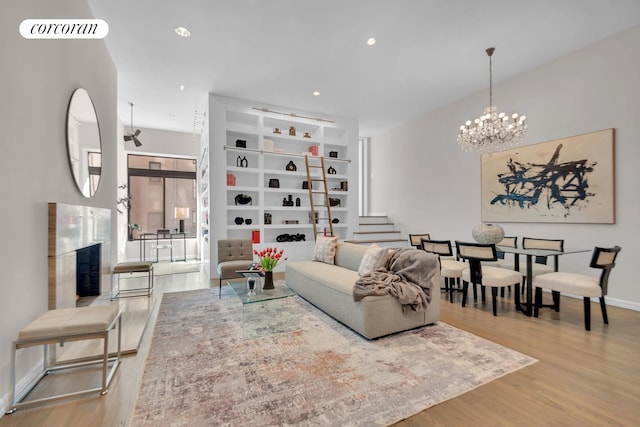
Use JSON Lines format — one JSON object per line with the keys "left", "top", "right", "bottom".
{"left": 206, "top": 95, "right": 359, "bottom": 275}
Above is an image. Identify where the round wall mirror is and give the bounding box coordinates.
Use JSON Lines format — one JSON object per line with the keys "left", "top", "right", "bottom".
{"left": 66, "top": 88, "right": 102, "bottom": 198}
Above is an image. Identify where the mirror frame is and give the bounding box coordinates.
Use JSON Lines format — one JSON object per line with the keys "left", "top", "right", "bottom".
{"left": 65, "top": 88, "right": 102, "bottom": 198}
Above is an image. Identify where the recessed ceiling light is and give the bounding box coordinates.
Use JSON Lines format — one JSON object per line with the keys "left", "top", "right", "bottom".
{"left": 312, "top": 91, "right": 320, "bottom": 96}
{"left": 178, "top": 84, "right": 186, "bottom": 91}
{"left": 174, "top": 26, "right": 191, "bottom": 38}
{"left": 366, "top": 37, "right": 376, "bottom": 46}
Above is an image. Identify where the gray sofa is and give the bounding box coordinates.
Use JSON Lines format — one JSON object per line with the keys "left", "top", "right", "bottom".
{"left": 286, "top": 242, "right": 441, "bottom": 339}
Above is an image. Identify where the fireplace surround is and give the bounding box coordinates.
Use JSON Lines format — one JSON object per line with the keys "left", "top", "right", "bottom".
{"left": 48, "top": 203, "right": 111, "bottom": 309}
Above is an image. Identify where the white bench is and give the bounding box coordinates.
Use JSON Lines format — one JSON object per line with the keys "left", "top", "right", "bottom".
{"left": 5, "top": 304, "right": 122, "bottom": 414}
{"left": 111, "top": 261, "right": 154, "bottom": 299}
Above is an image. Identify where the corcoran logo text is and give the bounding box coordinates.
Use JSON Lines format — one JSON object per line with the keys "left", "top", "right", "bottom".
{"left": 20, "top": 19, "right": 109, "bottom": 39}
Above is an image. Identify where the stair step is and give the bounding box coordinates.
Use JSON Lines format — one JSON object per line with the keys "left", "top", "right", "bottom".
{"left": 358, "top": 215, "right": 389, "bottom": 224}
{"left": 344, "top": 238, "right": 408, "bottom": 247}
{"left": 353, "top": 230, "right": 401, "bottom": 235}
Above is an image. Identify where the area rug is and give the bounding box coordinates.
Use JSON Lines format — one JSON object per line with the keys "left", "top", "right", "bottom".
{"left": 131, "top": 288, "right": 536, "bottom": 426}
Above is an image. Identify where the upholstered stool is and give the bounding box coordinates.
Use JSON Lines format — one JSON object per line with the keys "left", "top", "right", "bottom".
{"left": 111, "top": 261, "right": 154, "bottom": 299}
{"left": 6, "top": 304, "right": 122, "bottom": 414}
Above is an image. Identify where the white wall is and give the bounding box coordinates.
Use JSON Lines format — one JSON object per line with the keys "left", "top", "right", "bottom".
{"left": 119, "top": 126, "right": 201, "bottom": 262}
{"left": 0, "top": 0, "right": 117, "bottom": 412}
{"left": 370, "top": 26, "right": 640, "bottom": 308}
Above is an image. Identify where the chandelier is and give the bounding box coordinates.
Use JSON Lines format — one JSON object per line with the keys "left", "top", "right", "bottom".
{"left": 457, "top": 47, "right": 527, "bottom": 155}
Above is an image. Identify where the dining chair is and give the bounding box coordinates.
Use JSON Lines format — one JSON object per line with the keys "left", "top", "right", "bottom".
{"left": 533, "top": 246, "right": 621, "bottom": 331}
{"left": 455, "top": 241, "right": 522, "bottom": 316}
{"left": 409, "top": 233, "right": 430, "bottom": 250}
{"left": 491, "top": 236, "right": 518, "bottom": 296}
{"left": 421, "top": 239, "right": 467, "bottom": 303}
{"left": 520, "top": 237, "right": 565, "bottom": 294}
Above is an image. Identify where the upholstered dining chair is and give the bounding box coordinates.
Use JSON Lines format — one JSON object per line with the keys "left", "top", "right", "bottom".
{"left": 490, "top": 236, "right": 518, "bottom": 296}
{"left": 216, "top": 239, "right": 253, "bottom": 297}
{"left": 533, "top": 246, "right": 621, "bottom": 331}
{"left": 455, "top": 241, "right": 522, "bottom": 316}
{"left": 409, "top": 233, "right": 430, "bottom": 250}
{"left": 518, "top": 237, "right": 565, "bottom": 294}
{"left": 421, "top": 239, "right": 467, "bottom": 303}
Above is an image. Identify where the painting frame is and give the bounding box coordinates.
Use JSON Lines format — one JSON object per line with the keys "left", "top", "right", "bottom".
{"left": 480, "top": 128, "right": 615, "bottom": 224}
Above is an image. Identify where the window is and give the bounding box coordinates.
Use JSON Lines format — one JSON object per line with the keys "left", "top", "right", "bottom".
{"left": 127, "top": 154, "right": 197, "bottom": 239}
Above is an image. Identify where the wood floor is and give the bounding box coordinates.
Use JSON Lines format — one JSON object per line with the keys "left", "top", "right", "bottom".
{"left": 1, "top": 269, "right": 638, "bottom": 426}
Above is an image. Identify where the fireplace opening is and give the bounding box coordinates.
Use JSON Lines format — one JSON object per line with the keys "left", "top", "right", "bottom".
{"left": 76, "top": 243, "right": 101, "bottom": 297}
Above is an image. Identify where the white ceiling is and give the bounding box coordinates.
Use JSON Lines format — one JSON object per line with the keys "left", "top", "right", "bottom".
{"left": 87, "top": 0, "right": 640, "bottom": 137}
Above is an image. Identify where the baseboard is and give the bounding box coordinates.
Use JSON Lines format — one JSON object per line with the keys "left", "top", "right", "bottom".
{"left": 1, "top": 361, "right": 43, "bottom": 417}
{"left": 551, "top": 290, "right": 640, "bottom": 312}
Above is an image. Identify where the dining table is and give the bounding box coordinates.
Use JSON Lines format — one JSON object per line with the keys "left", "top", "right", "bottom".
{"left": 495, "top": 245, "right": 591, "bottom": 316}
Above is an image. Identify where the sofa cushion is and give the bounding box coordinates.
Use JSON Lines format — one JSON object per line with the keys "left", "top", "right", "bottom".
{"left": 287, "top": 261, "right": 362, "bottom": 297}
{"left": 358, "top": 244, "right": 388, "bottom": 276}
{"left": 312, "top": 236, "right": 339, "bottom": 264}
{"left": 334, "top": 242, "right": 367, "bottom": 271}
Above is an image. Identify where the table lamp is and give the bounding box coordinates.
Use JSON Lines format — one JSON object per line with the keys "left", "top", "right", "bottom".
{"left": 174, "top": 207, "right": 190, "bottom": 233}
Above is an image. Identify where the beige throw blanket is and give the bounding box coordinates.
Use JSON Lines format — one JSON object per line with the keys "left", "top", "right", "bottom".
{"left": 353, "top": 248, "right": 439, "bottom": 313}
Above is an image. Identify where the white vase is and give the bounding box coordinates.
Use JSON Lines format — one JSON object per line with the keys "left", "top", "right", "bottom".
{"left": 472, "top": 224, "right": 505, "bottom": 244}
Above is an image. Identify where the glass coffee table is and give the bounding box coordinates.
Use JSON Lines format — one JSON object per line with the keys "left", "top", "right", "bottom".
{"left": 227, "top": 279, "right": 299, "bottom": 340}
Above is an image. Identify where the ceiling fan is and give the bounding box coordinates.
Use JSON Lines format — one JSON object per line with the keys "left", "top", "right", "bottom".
{"left": 123, "top": 102, "right": 142, "bottom": 147}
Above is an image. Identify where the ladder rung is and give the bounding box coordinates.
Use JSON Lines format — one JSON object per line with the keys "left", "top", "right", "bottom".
{"left": 308, "top": 165, "right": 322, "bottom": 168}
{"left": 311, "top": 191, "right": 325, "bottom": 194}
{"left": 310, "top": 178, "right": 324, "bottom": 181}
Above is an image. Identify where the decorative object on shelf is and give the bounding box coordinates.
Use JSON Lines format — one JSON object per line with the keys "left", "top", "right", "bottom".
{"left": 282, "top": 194, "right": 294, "bottom": 207}
{"left": 268, "top": 178, "right": 280, "bottom": 188}
{"left": 327, "top": 166, "right": 337, "bottom": 175}
{"left": 276, "top": 233, "right": 306, "bottom": 242}
{"left": 227, "top": 173, "right": 236, "bottom": 186}
{"left": 329, "top": 151, "right": 338, "bottom": 158}
{"left": 283, "top": 219, "right": 300, "bottom": 224}
{"left": 303, "top": 132, "right": 311, "bottom": 138}
{"left": 340, "top": 181, "right": 348, "bottom": 191}
{"left": 233, "top": 217, "right": 252, "bottom": 225}
{"left": 471, "top": 223, "right": 505, "bottom": 244}
{"left": 332, "top": 218, "right": 340, "bottom": 223}
{"left": 457, "top": 47, "right": 527, "bottom": 155}
{"left": 289, "top": 126, "right": 296, "bottom": 136}
{"left": 273, "top": 127, "right": 281, "bottom": 134}
{"left": 295, "top": 197, "right": 301, "bottom": 207}
{"left": 264, "top": 212, "right": 272, "bottom": 225}
{"left": 252, "top": 230, "right": 260, "bottom": 244}
{"left": 263, "top": 139, "right": 274, "bottom": 152}
{"left": 235, "top": 139, "right": 247, "bottom": 148}
{"left": 285, "top": 161, "right": 297, "bottom": 171}
{"left": 302, "top": 181, "right": 309, "bottom": 189}
{"left": 236, "top": 156, "right": 248, "bottom": 168}
{"left": 329, "top": 198, "right": 341, "bottom": 207}
{"left": 253, "top": 247, "right": 288, "bottom": 289}
{"left": 309, "top": 145, "right": 318, "bottom": 156}
{"left": 234, "top": 194, "right": 252, "bottom": 205}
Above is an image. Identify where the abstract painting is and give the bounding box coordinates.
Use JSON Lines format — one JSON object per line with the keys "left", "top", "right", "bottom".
{"left": 481, "top": 128, "right": 615, "bottom": 223}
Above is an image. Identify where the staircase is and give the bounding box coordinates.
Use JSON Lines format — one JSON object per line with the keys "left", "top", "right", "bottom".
{"left": 344, "top": 215, "right": 408, "bottom": 248}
